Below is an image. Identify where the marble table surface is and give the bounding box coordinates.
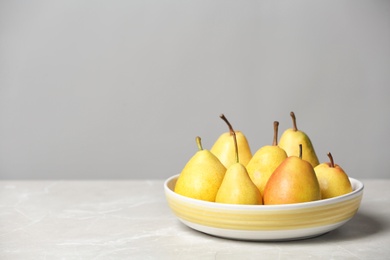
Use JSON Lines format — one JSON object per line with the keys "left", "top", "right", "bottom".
{"left": 0, "top": 178, "right": 389, "bottom": 259}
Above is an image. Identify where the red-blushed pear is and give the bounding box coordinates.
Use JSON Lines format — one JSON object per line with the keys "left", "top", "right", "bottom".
{"left": 174, "top": 136, "right": 226, "bottom": 202}
{"left": 246, "top": 121, "right": 287, "bottom": 197}
{"left": 278, "top": 112, "right": 319, "bottom": 168}
{"left": 263, "top": 144, "right": 321, "bottom": 205}
{"left": 314, "top": 152, "right": 353, "bottom": 199}
{"left": 211, "top": 114, "right": 252, "bottom": 169}
{"left": 215, "top": 130, "right": 262, "bottom": 205}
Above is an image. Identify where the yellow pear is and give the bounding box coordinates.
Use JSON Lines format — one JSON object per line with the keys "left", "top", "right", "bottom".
{"left": 263, "top": 144, "right": 321, "bottom": 205}
{"left": 215, "top": 131, "right": 262, "bottom": 205}
{"left": 246, "top": 121, "right": 287, "bottom": 196}
{"left": 174, "top": 136, "right": 226, "bottom": 202}
{"left": 278, "top": 112, "right": 319, "bottom": 168}
{"left": 314, "top": 152, "right": 353, "bottom": 199}
{"left": 211, "top": 114, "right": 252, "bottom": 169}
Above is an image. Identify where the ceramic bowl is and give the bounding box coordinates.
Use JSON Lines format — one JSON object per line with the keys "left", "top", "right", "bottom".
{"left": 164, "top": 174, "right": 364, "bottom": 241}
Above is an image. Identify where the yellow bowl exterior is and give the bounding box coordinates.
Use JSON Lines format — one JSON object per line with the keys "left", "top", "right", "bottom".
{"left": 164, "top": 175, "right": 364, "bottom": 240}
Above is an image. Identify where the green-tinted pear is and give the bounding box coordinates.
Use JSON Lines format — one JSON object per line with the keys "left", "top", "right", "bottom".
{"left": 174, "top": 136, "right": 226, "bottom": 202}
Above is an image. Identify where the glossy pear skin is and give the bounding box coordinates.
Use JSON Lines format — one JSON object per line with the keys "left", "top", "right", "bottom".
{"left": 246, "top": 145, "right": 287, "bottom": 196}
{"left": 279, "top": 128, "right": 319, "bottom": 168}
{"left": 211, "top": 131, "right": 252, "bottom": 168}
{"left": 315, "top": 163, "right": 353, "bottom": 199}
{"left": 175, "top": 145, "right": 226, "bottom": 202}
{"left": 263, "top": 156, "right": 321, "bottom": 205}
{"left": 215, "top": 163, "right": 262, "bottom": 205}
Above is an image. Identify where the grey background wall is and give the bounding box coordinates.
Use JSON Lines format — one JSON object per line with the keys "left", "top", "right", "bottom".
{"left": 1, "top": 0, "right": 389, "bottom": 180}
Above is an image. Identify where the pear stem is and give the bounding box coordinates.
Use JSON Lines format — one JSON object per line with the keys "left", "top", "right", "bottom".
{"left": 232, "top": 130, "right": 239, "bottom": 163}
{"left": 195, "top": 136, "right": 203, "bottom": 151}
{"left": 290, "top": 111, "right": 298, "bottom": 131}
{"left": 327, "top": 152, "right": 335, "bottom": 168}
{"left": 220, "top": 114, "right": 239, "bottom": 163}
{"left": 220, "top": 114, "right": 234, "bottom": 135}
{"left": 272, "top": 121, "right": 279, "bottom": 146}
{"left": 299, "top": 144, "right": 303, "bottom": 159}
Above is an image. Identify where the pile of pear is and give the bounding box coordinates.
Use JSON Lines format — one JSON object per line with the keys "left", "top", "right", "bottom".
{"left": 174, "top": 112, "right": 353, "bottom": 205}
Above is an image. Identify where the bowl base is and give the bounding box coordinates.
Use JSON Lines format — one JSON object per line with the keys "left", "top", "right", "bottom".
{"left": 179, "top": 218, "right": 351, "bottom": 241}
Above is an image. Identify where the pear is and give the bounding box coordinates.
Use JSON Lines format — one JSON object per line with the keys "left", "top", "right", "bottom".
{"left": 215, "top": 130, "right": 262, "bottom": 205}
{"left": 263, "top": 144, "right": 321, "bottom": 205}
{"left": 278, "top": 112, "right": 319, "bottom": 168}
{"left": 246, "top": 121, "right": 287, "bottom": 196}
{"left": 211, "top": 114, "right": 252, "bottom": 169}
{"left": 174, "top": 136, "right": 226, "bottom": 202}
{"left": 314, "top": 152, "right": 353, "bottom": 199}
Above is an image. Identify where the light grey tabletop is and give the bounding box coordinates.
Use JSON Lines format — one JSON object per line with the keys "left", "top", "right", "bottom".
{"left": 0, "top": 179, "right": 389, "bottom": 259}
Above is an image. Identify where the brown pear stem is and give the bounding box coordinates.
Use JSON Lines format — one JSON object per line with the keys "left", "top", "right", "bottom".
{"left": 272, "top": 121, "right": 279, "bottom": 146}
{"left": 220, "top": 114, "right": 234, "bottom": 135}
{"left": 327, "top": 152, "right": 335, "bottom": 168}
{"left": 290, "top": 111, "right": 298, "bottom": 131}
{"left": 195, "top": 136, "right": 203, "bottom": 151}
{"left": 220, "top": 114, "right": 239, "bottom": 163}
{"left": 232, "top": 130, "right": 239, "bottom": 163}
{"left": 299, "top": 144, "right": 303, "bottom": 159}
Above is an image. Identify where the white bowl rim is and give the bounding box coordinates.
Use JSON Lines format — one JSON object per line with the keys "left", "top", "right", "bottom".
{"left": 164, "top": 174, "right": 364, "bottom": 211}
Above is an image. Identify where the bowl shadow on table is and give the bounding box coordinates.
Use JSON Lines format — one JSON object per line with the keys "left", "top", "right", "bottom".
{"left": 307, "top": 211, "right": 385, "bottom": 243}
{"left": 268, "top": 211, "right": 383, "bottom": 244}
